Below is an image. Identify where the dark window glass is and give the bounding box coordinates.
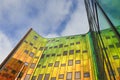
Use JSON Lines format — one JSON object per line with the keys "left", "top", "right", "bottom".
{"left": 117, "top": 67, "right": 120, "bottom": 74}
{"left": 42, "top": 66, "right": 46, "bottom": 68}
{"left": 39, "top": 47, "right": 44, "bottom": 50}
{"left": 52, "top": 54, "right": 55, "bottom": 56}
{"left": 70, "top": 43, "right": 74, "bottom": 45}
{"left": 54, "top": 61, "right": 59, "bottom": 67}
{"left": 66, "top": 72, "right": 72, "bottom": 80}
{"left": 76, "top": 50, "right": 80, "bottom": 53}
{"left": 75, "top": 71, "right": 81, "bottom": 79}
{"left": 59, "top": 74, "right": 64, "bottom": 79}
{"left": 57, "top": 54, "right": 61, "bottom": 56}
{"left": 33, "top": 47, "right": 37, "bottom": 49}
{"left": 59, "top": 44, "right": 63, "bottom": 48}
{"left": 116, "top": 43, "right": 120, "bottom": 48}
{"left": 45, "top": 47, "right": 48, "bottom": 50}
{"left": 18, "top": 60, "right": 22, "bottom": 64}
{"left": 30, "top": 63, "right": 36, "bottom": 69}
{"left": 75, "top": 60, "right": 81, "bottom": 64}
{"left": 71, "top": 37, "right": 74, "bottom": 39}
{"left": 44, "top": 74, "right": 50, "bottom": 80}
{"left": 61, "top": 63, "right": 66, "bottom": 67}
{"left": 30, "top": 42, "right": 33, "bottom": 46}
{"left": 113, "top": 55, "right": 119, "bottom": 60}
{"left": 46, "top": 54, "right": 50, "bottom": 57}
{"left": 32, "top": 76, "right": 36, "bottom": 80}
{"left": 64, "top": 45, "right": 68, "bottom": 47}
{"left": 24, "top": 50, "right": 29, "bottom": 54}
{"left": 24, "top": 40, "right": 28, "bottom": 43}
{"left": 33, "top": 36, "right": 38, "bottom": 40}
{"left": 63, "top": 51, "right": 68, "bottom": 56}
{"left": 41, "top": 54, "right": 45, "bottom": 58}
{"left": 11, "top": 70, "right": 16, "bottom": 74}
{"left": 51, "top": 77, "right": 56, "bottom": 80}
{"left": 82, "top": 50, "right": 87, "bottom": 53}
{"left": 66, "top": 37, "right": 70, "bottom": 39}
{"left": 106, "top": 36, "right": 110, "bottom": 39}
{"left": 68, "top": 60, "right": 73, "bottom": 66}
{"left": 69, "top": 50, "right": 74, "bottom": 55}
{"left": 109, "top": 44, "right": 114, "bottom": 48}
{"left": 49, "top": 47, "right": 52, "bottom": 49}
{"left": 38, "top": 74, "right": 43, "bottom": 80}
{"left": 84, "top": 72, "right": 90, "bottom": 78}
{"left": 54, "top": 46, "right": 58, "bottom": 48}
{"left": 24, "top": 74, "right": 31, "bottom": 80}
{"left": 37, "top": 64, "right": 41, "bottom": 68}
{"left": 76, "top": 42, "right": 80, "bottom": 44}
{"left": 29, "top": 52, "right": 34, "bottom": 57}
{"left": 48, "top": 63, "right": 53, "bottom": 67}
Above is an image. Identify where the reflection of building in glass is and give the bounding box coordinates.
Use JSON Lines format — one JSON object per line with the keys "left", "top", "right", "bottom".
{"left": 0, "top": 0, "right": 120, "bottom": 80}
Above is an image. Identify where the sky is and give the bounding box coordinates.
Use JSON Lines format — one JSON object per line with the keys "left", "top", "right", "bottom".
{"left": 0, "top": 0, "right": 89, "bottom": 63}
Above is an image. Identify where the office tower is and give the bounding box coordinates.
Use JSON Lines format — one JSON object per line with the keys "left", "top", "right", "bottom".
{"left": 0, "top": 0, "right": 120, "bottom": 80}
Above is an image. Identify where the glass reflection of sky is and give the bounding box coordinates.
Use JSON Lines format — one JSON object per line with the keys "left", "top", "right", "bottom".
{"left": 98, "top": 0, "right": 120, "bottom": 26}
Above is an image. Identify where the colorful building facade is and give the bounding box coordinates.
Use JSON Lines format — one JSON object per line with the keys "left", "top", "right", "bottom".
{"left": 0, "top": 0, "right": 120, "bottom": 80}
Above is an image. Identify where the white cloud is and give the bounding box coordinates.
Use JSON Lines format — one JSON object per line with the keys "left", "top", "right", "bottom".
{"left": 45, "top": 33, "right": 60, "bottom": 38}
{"left": 0, "top": 31, "right": 12, "bottom": 63}
{"left": 61, "top": 0, "right": 89, "bottom": 36}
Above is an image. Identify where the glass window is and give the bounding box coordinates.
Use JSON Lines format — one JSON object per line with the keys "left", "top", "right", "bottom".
{"left": 52, "top": 54, "right": 55, "bottom": 56}
{"left": 33, "top": 36, "right": 38, "bottom": 40}
{"left": 68, "top": 60, "right": 73, "bottom": 66}
{"left": 39, "top": 47, "right": 44, "bottom": 50}
{"left": 24, "top": 50, "right": 29, "bottom": 54}
{"left": 32, "top": 76, "right": 36, "bottom": 80}
{"left": 84, "top": 72, "right": 90, "bottom": 78}
{"left": 69, "top": 50, "right": 74, "bottom": 55}
{"left": 24, "top": 74, "right": 31, "bottom": 80}
{"left": 42, "top": 66, "right": 46, "bottom": 68}
{"left": 54, "top": 46, "right": 58, "bottom": 48}
{"left": 76, "top": 50, "right": 80, "bottom": 53}
{"left": 75, "top": 71, "right": 81, "bottom": 79}
{"left": 117, "top": 67, "right": 120, "bottom": 74}
{"left": 109, "top": 44, "right": 114, "bottom": 48}
{"left": 113, "top": 55, "right": 119, "bottom": 60}
{"left": 59, "top": 74, "right": 64, "bottom": 79}
{"left": 106, "top": 36, "right": 110, "bottom": 39}
{"left": 61, "top": 63, "right": 66, "bottom": 67}
{"left": 30, "top": 42, "right": 33, "bottom": 46}
{"left": 76, "top": 42, "right": 80, "bottom": 44}
{"left": 75, "top": 60, "right": 81, "bottom": 64}
{"left": 38, "top": 74, "right": 43, "bottom": 80}
{"left": 37, "top": 64, "right": 41, "bottom": 68}
{"left": 59, "top": 44, "right": 63, "bottom": 48}
{"left": 11, "top": 70, "right": 16, "bottom": 74}
{"left": 54, "top": 61, "right": 60, "bottom": 67}
{"left": 49, "top": 47, "right": 53, "bottom": 49}
{"left": 51, "top": 77, "right": 56, "bottom": 80}
{"left": 41, "top": 54, "right": 45, "bottom": 59}
{"left": 48, "top": 63, "right": 53, "bottom": 67}
{"left": 70, "top": 43, "right": 74, "bottom": 46}
{"left": 116, "top": 42, "right": 120, "bottom": 48}
{"left": 64, "top": 45, "right": 68, "bottom": 47}
{"left": 63, "top": 51, "right": 68, "bottom": 56}
{"left": 46, "top": 54, "right": 50, "bottom": 57}
{"left": 66, "top": 72, "right": 72, "bottom": 80}
{"left": 44, "top": 74, "right": 50, "bottom": 80}
{"left": 30, "top": 63, "right": 36, "bottom": 69}
{"left": 29, "top": 52, "right": 34, "bottom": 57}
{"left": 82, "top": 50, "right": 88, "bottom": 53}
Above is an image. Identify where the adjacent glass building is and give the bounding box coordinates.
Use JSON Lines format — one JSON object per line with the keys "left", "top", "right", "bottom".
{"left": 0, "top": 0, "right": 120, "bottom": 80}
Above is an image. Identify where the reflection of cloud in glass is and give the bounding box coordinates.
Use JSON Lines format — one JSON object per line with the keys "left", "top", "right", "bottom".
{"left": 98, "top": 0, "right": 120, "bottom": 26}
